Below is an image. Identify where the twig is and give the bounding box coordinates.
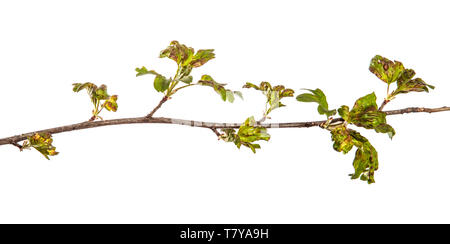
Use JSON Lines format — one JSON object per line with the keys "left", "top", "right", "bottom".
{"left": 146, "top": 96, "right": 168, "bottom": 118}
{"left": 378, "top": 99, "right": 390, "bottom": 111}
{"left": 1, "top": 106, "right": 449, "bottom": 147}
{"left": 210, "top": 128, "right": 221, "bottom": 139}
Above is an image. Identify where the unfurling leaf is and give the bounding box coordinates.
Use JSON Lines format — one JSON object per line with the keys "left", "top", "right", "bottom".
{"left": 22, "top": 133, "right": 58, "bottom": 160}
{"left": 244, "top": 82, "right": 294, "bottom": 116}
{"left": 135, "top": 66, "right": 159, "bottom": 77}
{"left": 198, "top": 75, "right": 241, "bottom": 103}
{"left": 296, "top": 88, "right": 336, "bottom": 118}
{"left": 219, "top": 116, "right": 270, "bottom": 153}
{"left": 154, "top": 75, "right": 171, "bottom": 93}
{"left": 72, "top": 82, "right": 119, "bottom": 120}
{"left": 159, "top": 40, "right": 194, "bottom": 65}
{"left": 369, "top": 55, "right": 404, "bottom": 84}
{"left": 103, "top": 95, "right": 118, "bottom": 112}
{"left": 330, "top": 126, "right": 379, "bottom": 184}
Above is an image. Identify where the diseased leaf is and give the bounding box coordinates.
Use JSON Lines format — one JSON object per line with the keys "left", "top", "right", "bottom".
{"left": 154, "top": 75, "right": 171, "bottom": 93}
{"left": 219, "top": 116, "right": 270, "bottom": 153}
{"left": 369, "top": 55, "right": 404, "bottom": 84}
{"left": 346, "top": 92, "right": 395, "bottom": 138}
{"left": 338, "top": 105, "right": 350, "bottom": 122}
{"left": 329, "top": 127, "right": 379, "bottom": 184}
{"left": 391, "top": 78, "right": 435, "bottom": 97}
{"left": 159, "top": 40, "right": 194, "bottom": 65}
{"left": 296, "top": 88, "right": 336, "bottom": 118}
{"left": 135, "top": 66, "right": 159, "bottom": 77}
{"left": 22, "top": 133, "right": 58, "bottom": 160}
{"left": 242, "top": 82, "right": 260, "bottom": 90}
{"left": 190, "top": 49, "right": 215, "bottom": 67}
{"left": 72, "top": 82, "right": 96, "bottom": 93}
{"left": 330, "top": 126, "right": 354, "bottom": 154}
{"left": 103, "top": 95, "right": 118, "bottom": 112}
{"left": 94, "top": 84, "right": 109, "bottom": 100}
{"left": 244, "top": 81, "right": 294, "bottom": 116}
{"left": 73, "top": 82, "right": 119, "bottom": 120}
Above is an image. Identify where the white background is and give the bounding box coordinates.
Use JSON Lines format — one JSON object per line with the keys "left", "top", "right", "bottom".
{"left": 0, "top": 0, "right": 449, "bottom": 224}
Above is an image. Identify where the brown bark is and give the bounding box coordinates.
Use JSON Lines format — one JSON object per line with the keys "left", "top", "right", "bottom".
{"left": 1, "top": 106, "right": 449, "bottom": 147}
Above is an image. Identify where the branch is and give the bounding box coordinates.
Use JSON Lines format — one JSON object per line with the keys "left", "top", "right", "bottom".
{"left": 146, "top": 96, "right": 168, "bottom": 118}
{"left": 1, "top": 106, "right": 449, "bottom": 147}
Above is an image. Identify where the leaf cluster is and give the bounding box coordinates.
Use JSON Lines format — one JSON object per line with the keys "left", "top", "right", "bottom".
{"left": 22, "top": 133, "right": 58, "bottom": 160}
{"left": 369, "top": 55, "right": 434, "bottom": 100}
{"left": 220, "top": 116, "right": 270, "bottom": 153}
{"left": 72, "top": 82, "right": 118, "bottom": 120}
{"left": 243, "top": 81, "right": 294, "bottom": 118}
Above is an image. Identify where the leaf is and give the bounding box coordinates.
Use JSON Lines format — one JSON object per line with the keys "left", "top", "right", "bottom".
{"left": 296, "top": 88, "right": 336, "bottom": 118}
{"left": 329, "top": 127, "right": 379, "bottom": 184}
{"left": 103, "top": 95, "right": 118, "bottom": 112}
{"left": 159, "top": 40, "right": 194, "bottom": 66}
{"left": 72, "top": 82, "right": 96, "bottom": 93}
{"left": 198, "top": 75, "right": 239, "bottom": 103}
{"left": 374, "top": 123, "right": 395, "bottom": 140}
{"left": 391, "top": 78, "right": 435, "bottom": 97}
{"left": 226, "top": 90, "right": 235, "bottom": 103}
{"left": 190, "top": 49, "right": 215, "bottom": 68}
{"left": 94, "top": 84, "right": 109, "bottom": 100}
{"left": 242, "top": 82, "right": 260, "bottom": 90}
{"left": 244, "top": 81, "right": 294, "bottom": 115}
{"left": 350, "top": 138, "right": 378, "bottom": 184}
{"left": 330, "top": 126, "right": 354, "bottom": 154}
{"left": 220, "top": 116, "right": 271, "bottom": 153}
{"left": 233, "top": 91, "right": 244, "bottom": 100}
{"left": 153, "top": 75, "right": 171, "bottom": 93}
{"left": 346, "top": 92, "right": 395, "bottom": 139}
{"left": 179, "top": 75, "right": 193, "bottom": 84}
{"left": 135, "top": 66, "right": 159, "bottom": 77}
{"left": 338, "top": 105, "right": 350, "bottom": 122}
{"left": 369, "top": 55, "right": 405, "bottom": 84}
{"left": 22, "top": 133, "right": 59, "bottom": 160}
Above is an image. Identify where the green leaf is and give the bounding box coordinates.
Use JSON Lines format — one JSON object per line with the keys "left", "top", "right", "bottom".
{"left": 179, "top": 75, "right": 193, "bottom": 84}
{"left": 103, "top": 95, "right": 118, "bottom": 112}
{"left": 135, "top": 66, "right": 159, "bottom": 77}
{"left": 226, "top": 90, "right": 235, "bottom": 103}
{"left": 198, "top": 75, "right": 239, "bottom": 103}
{"left": 233, "top": 91, "right": 244, "bottom": 100}
{"left": 94, "top": 84, "right": 109, "bottom": 100}
{"left": 338, "top": 105, "right": 350, "bottom": 122}
{"left": 369, "top": 55, "right": 405, "bottom": 84}
{"left": 374, "top": 123, "right": 395, "bottom": 140}
{"left": 22, "top": 133, "right": 59, "bottom": 160}
{"left": 153, "top": 75, "right": 171, "bottom": 93}
{"left": 296, "top": 88, "right": 336, "bottom": 118}
{"left": 190, "top": 49, "right": 215, "bottom": 68}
